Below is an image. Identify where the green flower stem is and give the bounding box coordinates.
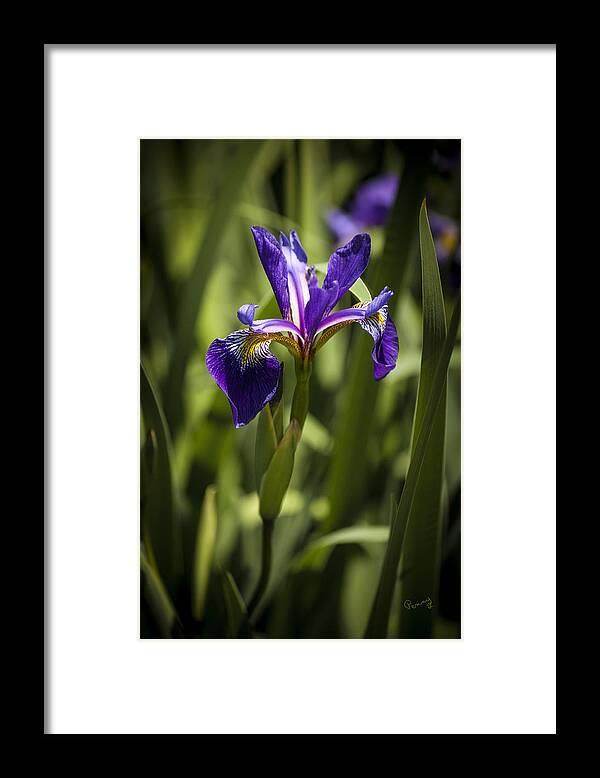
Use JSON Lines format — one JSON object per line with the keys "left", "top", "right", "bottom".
{"left": 290, "top": 359, "right": 312, "bottom": 430}
{"left": 248, "top": 360, "right": 309, "bottom": 619}
{"left": 247, "top": 517, "right": 274, "bottom": 617}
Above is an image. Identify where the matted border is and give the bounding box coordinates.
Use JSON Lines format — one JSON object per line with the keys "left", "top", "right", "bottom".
{"left": 45, "top": 44, "right": 556, "bottom": 734}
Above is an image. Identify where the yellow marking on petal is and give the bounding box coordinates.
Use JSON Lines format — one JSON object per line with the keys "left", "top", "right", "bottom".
{"left": 312, "top": 321, "right": 350, "bottom": 354}
{"left": 239, "top": 330, "right": 302, "bottom": 365}
{"left": 371, "top": 310, "right": 385, "bottom": 328}
{"left": 240, "top": 336, "right": 268, "bottom": 366}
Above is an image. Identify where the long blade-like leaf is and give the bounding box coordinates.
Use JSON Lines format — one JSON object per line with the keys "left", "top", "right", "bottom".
{"left": 397, "top": 201, "right": 448, "bottom": 638}
{"left": 324, "top": 146, "right": 432, "bottom": 532}
{"left": 192, "top": 485, "right": 218, "bottom": 622}
{"left": 140, "top": 545, "right": 180, "bottom": 638}
{"left": 292, "top": 525, "right": 390, "bottom": 571}
{"left": 140, "top": 360, "right": 181, "bottom": 594}
{"left": 222, "top": 571, "right": 253, "bottom": 638}
{"left": 365, "top": 294, "right": 460, "bottom": 638}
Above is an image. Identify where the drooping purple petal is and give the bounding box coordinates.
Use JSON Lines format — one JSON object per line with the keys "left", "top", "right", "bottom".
{"left": 205, "top": 329, "right": 281, "bottom": 428}
{"left": 315, "top": 286, "right": 392, "bottom": 335}
{"left": 359, "top": 307, "right": 399, "bottom": 381}
{"left": 326, "top": 209, "right": 361, "bottom": 242}
{"left": 307, "top": 266, "right": 318, "bottom": 288}
{"left": 237, "top": 303, "right": 259, "bottom": 326}
{"left": 304, "top": 281, "right": 339, "bottom": 341}
{"left": 251, "top": 226, "right": 290, "bottom": 318}
{"left": 323, "top": 233, "right": 371, "bottom": 312}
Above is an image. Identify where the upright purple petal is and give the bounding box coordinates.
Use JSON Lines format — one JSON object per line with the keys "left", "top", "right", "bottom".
{"left": 323, "top": 233, "right": 371, "bottom": 312}
{"left": 304, "top": 281, "right": 339, "bottom": 341}
{"left": 206, "top": 330, "right": 281, "bottom": 428}
{"left": 290, "top": 230, "right": 307, "bottom": 263}
{"left": 251, "top": 226, "right": 290, "bottom": 318}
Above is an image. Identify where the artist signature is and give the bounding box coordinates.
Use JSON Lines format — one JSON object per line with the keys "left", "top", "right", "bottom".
{"left": 403, "top": 597, "right": 433, "bottom": 610}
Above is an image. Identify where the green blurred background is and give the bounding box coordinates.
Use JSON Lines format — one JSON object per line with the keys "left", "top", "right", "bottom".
{"left": 140, "top": 139, "right": 461, "bottom": 639}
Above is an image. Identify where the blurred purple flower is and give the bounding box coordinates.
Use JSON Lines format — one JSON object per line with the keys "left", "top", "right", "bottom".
{"left": 327, "top": 173, "right": 460, "bottom": 264}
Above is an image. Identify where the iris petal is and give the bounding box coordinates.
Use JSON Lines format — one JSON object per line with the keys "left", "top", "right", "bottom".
{"left": 314, "top": 306, "right": 365, "bottom": 334}
{"left": 313, "top": 287, "right": 398, "bottom": 380}
{"left": 252, "top": 318, "right": 304, "bottom": 340}
{"left": 364, "top": 286, "right": 393, "bottom": 318}
{"left": 359, "top": 307, "right": 399, "bottom": 381}
{"left": 251, "top": 226, "right": 290, "bottom": 318}
{"left": 304, "top": 281, "right": 339, "bottom": 341}
{"left": 290, "top": 230, "right": 307, "bottom": 263}
{"left": 315, "top": 286, "right": 392, "bottom": 335}
{"left": 323, "top": 233, "right": 371, "bottom": 312}
{"left": 206, "top": 329, "right": 282, "bottom": 428}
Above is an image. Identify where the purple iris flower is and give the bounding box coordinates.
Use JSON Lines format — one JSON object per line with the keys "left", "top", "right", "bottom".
{"left": 327, "top": 174, "right": 460, "bottom": 264}
{"left": 206, "top": 226, "right": 399, "bottom": 427}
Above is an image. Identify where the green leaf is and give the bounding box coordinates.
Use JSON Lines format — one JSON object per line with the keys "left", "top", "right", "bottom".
{"left": 324, "top": 148, "right": 432, "bottom": 533}
{"left": 165, "top": 140, "right": 268, "bottom": 433}
{"left": 141, "top": 545, "right": 180, "bottom": 638}
{"left": 284, "top": 140, "right": 297, "bottom": 222}
{"left": 192, "top": 485, "right": 218, "bottom": 622}
{"left": 293, "top": 525, "right": 390, "bottom": 571}
{"left": 258, "top": 419, "right": 301, "bottom": 522}
{"left": 304, "top": 525, "right": 390, "bottom": 553}
{"left": 349, "top": 276, "right": 372, "bottom": 302}
{"left": 397, "top": 200, "right": 448, "bottom": 638}
{"left": 140, "top": 361, "right": 181, "bottom": 593}
{"left": 299, "top": 140, "right": 329, "bottom": 254}
{"left": 364, "top": 294, "right": 460, "bottom": 638}
{"left": 222, "top": 571, "right": 253, "bottom": 638}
